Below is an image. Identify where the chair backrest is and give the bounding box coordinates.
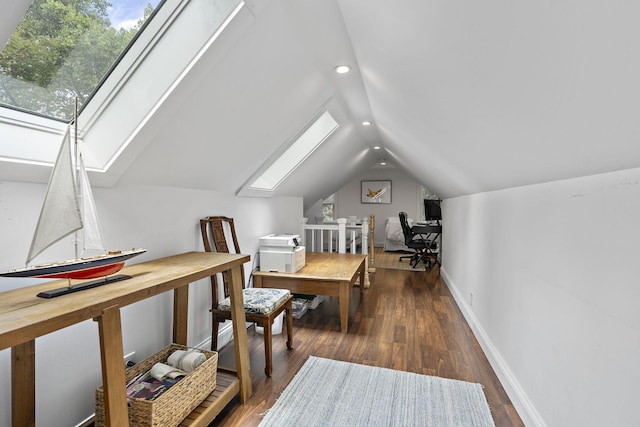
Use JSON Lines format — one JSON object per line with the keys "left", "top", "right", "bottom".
{"left": 200, "top": 216, "right": 245, "bottom": 302}
{"left": 398, "top": 212, "right": 414, "bottom": 245}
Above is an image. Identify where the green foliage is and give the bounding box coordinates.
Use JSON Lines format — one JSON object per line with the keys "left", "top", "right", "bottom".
{"left": 0, "top": 0, "right": 150, "bottom": 120}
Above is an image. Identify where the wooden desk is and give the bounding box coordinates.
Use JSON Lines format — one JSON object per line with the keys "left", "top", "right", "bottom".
{"left": 253, "top": 252, "right": 366, "bottom": 333}
{"left": 0, "top": 251, "right": 251, "bottom": 427}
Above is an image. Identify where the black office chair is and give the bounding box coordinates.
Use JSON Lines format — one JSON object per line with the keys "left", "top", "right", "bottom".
{"left": 398, "top": 212, "right": 440, "bottom": 268}
{"left": 423, "top": 199, "right": 442, "bottom": 265}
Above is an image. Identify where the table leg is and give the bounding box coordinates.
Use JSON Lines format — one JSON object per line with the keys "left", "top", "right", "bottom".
{"left": 173, "top": 285, "right": 189, "bottom": 345}
{"left": 339, "top": 281, "right": 350, "bottom": 333}
{"left": 226, "top": 265, "right": 252, "bottom": 402}
{"left": 12, "top": 340, "right": 35, "bottom": 427}
{"left": 98, "top": 305, "right": 129, "bottom": 427}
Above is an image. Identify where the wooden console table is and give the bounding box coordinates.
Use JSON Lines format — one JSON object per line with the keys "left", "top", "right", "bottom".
{"left": 0, "top": 251, "right": 251, "bottom": 427}
{"left": 253, "top": 252, "right": 366, "bottom": 333}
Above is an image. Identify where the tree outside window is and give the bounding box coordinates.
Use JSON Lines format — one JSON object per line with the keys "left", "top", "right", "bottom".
{"left": 0, "top": 0, "right": 158, "bottom": 121}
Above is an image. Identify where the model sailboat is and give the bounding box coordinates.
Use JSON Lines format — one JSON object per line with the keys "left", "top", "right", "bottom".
{"left": 0, "top": 104, "right": 145, "bottom": 297}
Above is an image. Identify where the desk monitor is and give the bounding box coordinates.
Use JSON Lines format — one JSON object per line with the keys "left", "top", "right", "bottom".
{"left": 424, "top": 199, "right": 442, "bottom": 222}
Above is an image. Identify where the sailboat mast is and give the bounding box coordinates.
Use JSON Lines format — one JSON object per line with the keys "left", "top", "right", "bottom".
{"left": 73, "top": 98, "right": 80, "bottom": 260}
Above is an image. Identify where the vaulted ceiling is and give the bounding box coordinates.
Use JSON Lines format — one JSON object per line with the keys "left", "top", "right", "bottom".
{"left": 3, "top": 0, "right": 640, "bottom": 208}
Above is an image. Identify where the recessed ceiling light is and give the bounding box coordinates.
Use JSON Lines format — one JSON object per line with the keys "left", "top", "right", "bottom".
{"left": 380, "top": 160, "right": 387, "bottom": 166}
{"left": 373, "top": 146, "right": 381, "bottom": 150}
{"left": 362, "top": 121, "right": 371, "bottom": 126}
{"left": 334, "top": 65, "right": 351, "bottom": 74}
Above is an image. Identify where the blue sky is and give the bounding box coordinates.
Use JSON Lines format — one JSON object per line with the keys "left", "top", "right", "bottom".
{"left": 108, "top": 0, "right": 161, "bottom": 30}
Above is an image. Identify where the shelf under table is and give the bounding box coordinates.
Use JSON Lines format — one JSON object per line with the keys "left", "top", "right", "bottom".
{"left": 178, "top": 370, "right": 240, "bottom": 426}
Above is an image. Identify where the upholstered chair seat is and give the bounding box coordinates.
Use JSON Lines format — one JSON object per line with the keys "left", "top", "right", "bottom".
{"left": 217, "top": 288, "right": 291, "bottom": 314}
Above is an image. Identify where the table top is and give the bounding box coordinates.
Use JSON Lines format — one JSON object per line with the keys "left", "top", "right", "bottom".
{"left": 0, "top": 251, "right": 249, "bottom": 351}
{"left": 253, "top": 252, "right": 366, "bottom": 282}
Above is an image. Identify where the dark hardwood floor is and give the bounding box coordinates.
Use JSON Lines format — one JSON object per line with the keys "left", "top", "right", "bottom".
{"left": 210, "top": 264, "right": 524, "bottom": 426}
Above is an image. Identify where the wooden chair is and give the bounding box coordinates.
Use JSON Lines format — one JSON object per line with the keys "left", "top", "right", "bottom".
{"left": 200, "top": 216, "right": 293, "bottom": 376}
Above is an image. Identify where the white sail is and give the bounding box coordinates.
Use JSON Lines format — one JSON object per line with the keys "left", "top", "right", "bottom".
{"left": 1, "top": 103, "right": 145, "bottom": 284}
{"left": 26, "top": 126, "right": 82, "bottom": 264}
{"left": 78, "top": 153, "right": 105, "bottom": 252}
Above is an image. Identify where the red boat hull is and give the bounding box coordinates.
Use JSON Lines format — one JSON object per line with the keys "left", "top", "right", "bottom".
{"left": 37, "top": 262, "right": 126, "bottom": 279}
{"left": 0, "top": 248, "right": 146, "bottom": 280}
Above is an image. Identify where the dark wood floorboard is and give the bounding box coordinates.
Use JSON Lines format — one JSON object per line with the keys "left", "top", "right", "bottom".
{"left": 209, "top": 265, "right": 524, "bottom": 426}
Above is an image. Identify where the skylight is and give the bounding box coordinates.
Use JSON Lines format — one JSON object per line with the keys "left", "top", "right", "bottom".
{"left": 0, "top": 0, "right": 162, "bottom": 122}
{"left": 0, "top": 0, "right": 243, "bottom": 183}
{"left": 249, "top": 110, "right": 339, "bottom": 191}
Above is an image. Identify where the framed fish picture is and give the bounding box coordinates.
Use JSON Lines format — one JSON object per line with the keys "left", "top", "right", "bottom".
{"left": 361, "top": 180, "right": 392, "bottom": 204}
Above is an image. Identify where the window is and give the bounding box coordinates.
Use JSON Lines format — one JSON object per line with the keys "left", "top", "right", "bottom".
{"left": 0, "top": 0, "right": 163, "bottom": 121}
{"left": 322, "top": 194, "right": 335, "bottom": 222}
{"left": 0, "top": 0, "right": 242, "bottom": 180}
{"left": 247, "top": 110, "right": 339, "bottom": 193}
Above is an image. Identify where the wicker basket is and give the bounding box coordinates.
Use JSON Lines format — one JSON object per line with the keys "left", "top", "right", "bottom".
{"left": 95, "top": 344, "right": 217, "bottom": 427}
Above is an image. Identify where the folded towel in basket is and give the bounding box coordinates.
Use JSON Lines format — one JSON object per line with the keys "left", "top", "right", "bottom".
{"left": 167, "top": 349, "right": 206, "bottom": 373}
{"left": 149, "top": 362, "right": 187, "bottom": 380}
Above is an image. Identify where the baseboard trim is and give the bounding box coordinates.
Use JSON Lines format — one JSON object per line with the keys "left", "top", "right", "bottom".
{"left": 194, "top": 320, "right": 252, "bottom": 352}
{"left": 439, "top": 266, "right": 546, "bottom": 427}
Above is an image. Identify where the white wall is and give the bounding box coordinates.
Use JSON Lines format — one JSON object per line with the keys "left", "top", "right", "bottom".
{"left": 440, "top": 167, "right": 640, "bottom": 427}
{"left": 0, "top": 180, "right": 302, "bottom": 427}
{"left": 334, "top": 168, "right": 424, "bottom": 246}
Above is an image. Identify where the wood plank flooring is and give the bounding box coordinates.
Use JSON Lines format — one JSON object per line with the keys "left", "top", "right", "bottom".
{"left": 210, "top": 264, "right": 524, "bottom": 426}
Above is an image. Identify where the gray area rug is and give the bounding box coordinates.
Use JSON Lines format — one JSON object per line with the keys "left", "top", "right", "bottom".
{"left": 259, "top": 356, "right": 495, "bottom": 427}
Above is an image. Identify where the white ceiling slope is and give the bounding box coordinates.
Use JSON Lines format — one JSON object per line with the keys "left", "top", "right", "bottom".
{"left": 5, "top": 0, "right": 640, "bottom": 204}
{"left": 113, "top": 0, "right": 386, "bottom": 208}
{"left": 337, "top": 0, "right": 640, "bottom": 198}
{"left": 120, "top": 0, "right": 640, "bottom": 201}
